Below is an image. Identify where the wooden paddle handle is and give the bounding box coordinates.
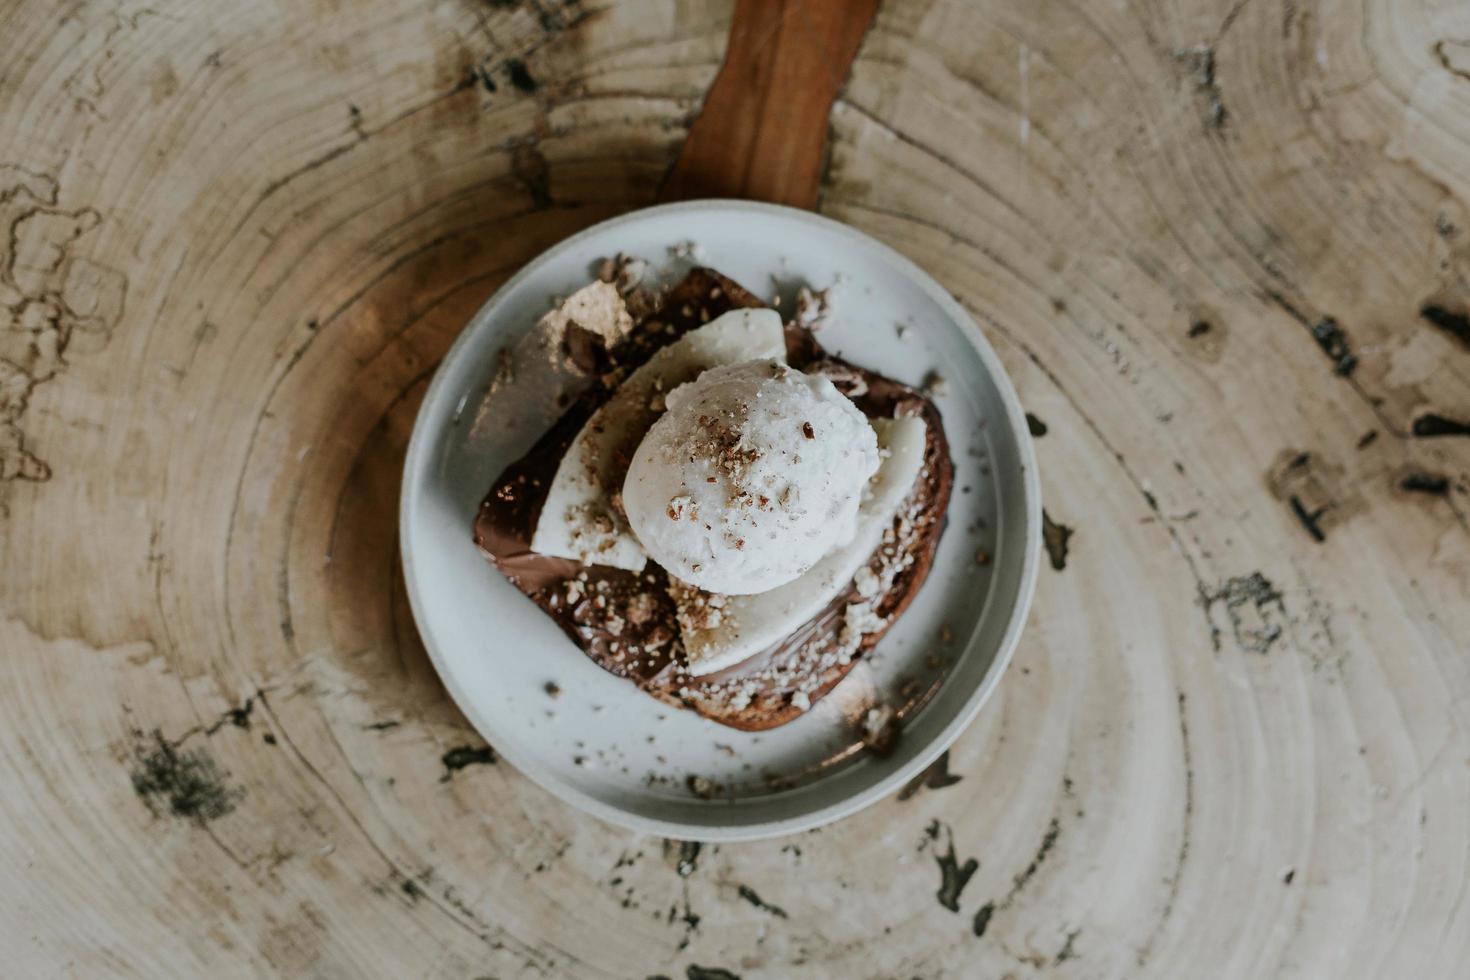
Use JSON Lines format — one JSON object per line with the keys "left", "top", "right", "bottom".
{"left": 658, "top": 0, "right": 881, "bottom": 209}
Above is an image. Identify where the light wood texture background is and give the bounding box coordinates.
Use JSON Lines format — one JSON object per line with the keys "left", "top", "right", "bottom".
{"left": 4, "top": 0, "right": 1470, "bottom": 977}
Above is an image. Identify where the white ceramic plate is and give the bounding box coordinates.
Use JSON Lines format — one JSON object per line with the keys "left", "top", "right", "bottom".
{"left": 401, "top": 200, "right": 1040, "bottom": 841}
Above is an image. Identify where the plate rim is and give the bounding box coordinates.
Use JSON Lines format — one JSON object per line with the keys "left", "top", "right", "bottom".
{"left": 400, "top": 198, "right": 1041, "bottom": 841}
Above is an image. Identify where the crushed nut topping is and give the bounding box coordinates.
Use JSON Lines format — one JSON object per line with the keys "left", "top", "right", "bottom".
{"left": 794, "top": 286, "right": 833, "bottom": 331}
{"left": 666, "top": 494, "right": 693, "bottom": 520}
{"left": 921, "top": 371, "right": 950, "bottom": 398}
{"left": 626, "top": 592, "right": 658, "bottom": 626}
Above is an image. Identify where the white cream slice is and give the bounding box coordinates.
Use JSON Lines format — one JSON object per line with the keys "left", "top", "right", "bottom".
{"left": 675, "top": 414, "right": 927, "bottom": 676}
{"left": 529, "top": 308, "right": 785, "bottom": 569}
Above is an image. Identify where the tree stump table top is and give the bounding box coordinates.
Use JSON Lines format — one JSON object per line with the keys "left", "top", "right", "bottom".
{"left": 4, "top": 0, "right": 1470, "bottom": 976}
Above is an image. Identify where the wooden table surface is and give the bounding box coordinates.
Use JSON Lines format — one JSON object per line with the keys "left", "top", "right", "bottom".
{"left": 5, "top": 0, "right": 1470, "bottom": 976}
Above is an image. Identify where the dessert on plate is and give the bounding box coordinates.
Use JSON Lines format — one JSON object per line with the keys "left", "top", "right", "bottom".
{"left": 474, "top": 263, "right": 953, "bottom": 731}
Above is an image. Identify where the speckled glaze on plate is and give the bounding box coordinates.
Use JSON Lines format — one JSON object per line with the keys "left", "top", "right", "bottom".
{"left": 400, "top": 200, "right": 1040, "bottom": 841}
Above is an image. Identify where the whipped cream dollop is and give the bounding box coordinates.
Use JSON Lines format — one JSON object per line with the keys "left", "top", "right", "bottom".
{"left": 622, "top": 358, "right": 880, "bottom": 595}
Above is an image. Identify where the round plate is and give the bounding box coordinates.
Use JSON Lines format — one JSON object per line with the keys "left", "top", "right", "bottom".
{"left": 401, "top": 200, "right": 1040, "bottom": 841}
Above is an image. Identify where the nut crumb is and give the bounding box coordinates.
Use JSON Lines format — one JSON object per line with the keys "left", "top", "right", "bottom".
{"left": 794, "top": 286, "right": 833, "bottom": 330}
{"left": 669, "top": 240, "right": 705, "bottom": 262}
{"left": 922, "top": 371, "right": 950, "bottom": 398}
{"left": 614, "top": 254, "right": 648, "bottom": 296}
{"left": 860, "top": 704, "right": 899, "bottom": 755}
{"left": 493, "top": 347, "right": 515, "bottom": 387}
{"left": 626, "top": 592, "right": 658, "bottom": 626}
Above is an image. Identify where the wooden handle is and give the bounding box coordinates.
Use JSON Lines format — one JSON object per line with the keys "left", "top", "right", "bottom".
{"left": 659, "top": 0, "right": 881, "bottom": 209}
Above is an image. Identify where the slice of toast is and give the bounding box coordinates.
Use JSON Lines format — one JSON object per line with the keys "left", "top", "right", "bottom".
{"left": 474, "top": 268, "right": 953, "bottom": 730}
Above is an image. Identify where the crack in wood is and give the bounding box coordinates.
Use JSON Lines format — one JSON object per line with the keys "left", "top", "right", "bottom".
{"left": 1267, "top": 448, "right": 1359, "bottom": 543}
{"left": 1309, "top": 316, "right": 1357, "bottom": 376}
{"left": 505, "top": 57, "right": 539, "bottom": 93}
{"left": 1005, "top": 817, "right": 1060, "bottom": 903}
{"left": 1255, "top": 288, "right": 1403, "bottom": 434}
{"left": 147, "top": 691, "right": 272, "bottom": 748}
{"left": 669, "top": 879, "right": 702, "bottom": 950}
{"left": 1215, "top": 0, "right": 1256, "bottom": 43}
{"left": 972, "top": 900, "right": 995, "bottom": 937}
{"left": 925, "top": 820, "right": 979, "bottom": 913}
{"left": 440, "top": 744, "right": 497, "bottom": 781}
{"left": 970, "top": 816, "right": 1060, "bottom": 938}
{"left": 1420, "top": 303, "right": 1470, "bottom": 349}
{"left": 667, "top": 838, "right": 702, "bottom": 877}
{"left": 1, "top": 165, "right": 125, "bottom": 488}
{"left": 1055, "top": 928, "right": 1081, "bottom": 963}
{"left": 1412, "top": 412, "right": 1470, "bottom": 438}
{"left": 204, "top": 695, "right": 257, "bottom": 735}
{"left": 1289, "top": 494, "right": 1328, "bottom": 542}
{"left": 1400, "top": 472, "right": 1450, "bottom": 496}
{"left": 735, "top": 883, "right": 788, "bottom": 918}
{"left": 1135, "top": 691, "right": 1195, "bottom": 968}
{"left": 1433, "top": 40, "right": 1470, "bottom": 83}
{"left": 897, "top": 749, "right": 962, "bottom": 800}
{"left": 685, "top": 966, "right": 741, "bottom": 980}
{"left": 1173, "top": 44, "right": 1229, "bottom": 131}
{"left": 1042, "top": 510, "right": 1074, "bottom": 571}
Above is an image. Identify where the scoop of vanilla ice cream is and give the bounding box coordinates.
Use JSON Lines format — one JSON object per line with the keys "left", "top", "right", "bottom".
{"left": 622, "top": 359, "right": 880, "bottom": 595}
